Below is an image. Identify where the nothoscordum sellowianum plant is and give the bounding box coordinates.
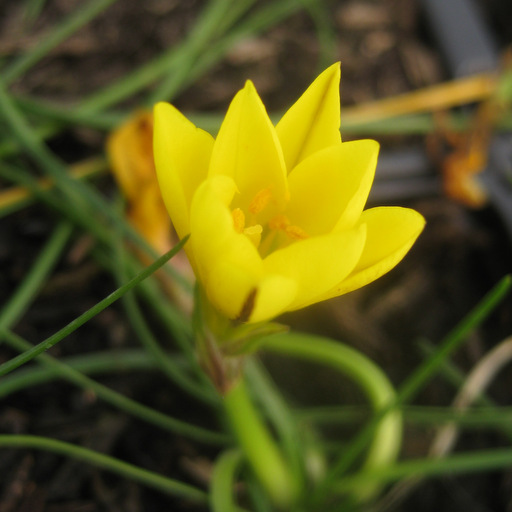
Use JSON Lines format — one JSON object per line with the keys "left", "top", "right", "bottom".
{"left": 153, "top": 63, "right": 425, "bottom": 509}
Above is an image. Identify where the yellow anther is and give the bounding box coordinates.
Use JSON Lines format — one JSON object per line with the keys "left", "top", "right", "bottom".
{"left": 232, "top": 208, "right": 245, "bottom": 233}
{"left": 269, "top": 214, "right": 308, "bottom": 241}
{"left": 285, "top": 225, "right": 309, "bottom": 240}
{"left": 268, "top": 213, "right": 290, "bottom": 231}
{"left": 249, "top": 188, "right": 272, "bottom": 215}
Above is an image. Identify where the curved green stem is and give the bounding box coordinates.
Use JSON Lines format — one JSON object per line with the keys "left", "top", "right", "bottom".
{"left": 0, "top": 435, "right": 207, "bottom": 503}
{"left": 210, "top": 449, "right": 244, "bottom": 512}
{"left": 258, "top": 332, "right": 402, "bottom": 502}
{"left": 223, "top": 378, "right": 298, "bottom": 509}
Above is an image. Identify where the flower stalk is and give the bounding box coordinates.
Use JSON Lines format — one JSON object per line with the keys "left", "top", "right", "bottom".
{"left": 223, "top": 377, "right": 299, "bottom": 509}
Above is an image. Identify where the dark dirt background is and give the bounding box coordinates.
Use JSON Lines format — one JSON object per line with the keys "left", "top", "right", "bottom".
{"left": 1, "top": 0, "right": 512, "bottom": 511}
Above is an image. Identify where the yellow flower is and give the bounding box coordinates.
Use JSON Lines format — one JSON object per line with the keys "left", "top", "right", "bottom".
{"left": 153, "top": 63, "right": 425, "bottom": 323}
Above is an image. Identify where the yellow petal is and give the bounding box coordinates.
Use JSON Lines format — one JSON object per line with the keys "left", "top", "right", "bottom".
{"left": 153, "top": 102, "right": 214, "bottom": 239}
{"left": 333, "top": 140, "right": 379, "bottom": 231}
{"left": 190, "top": 176, "right": 265, "bottom": 319}
{"left": 319, "top": 207, "right": 426, "bottom": 299}
{"left": 286, "top": 140, "right": 379, "bottom": 236}
{"left": 276, "top": 63, "right": 341, "bottom": 171}
{"left": 263, "top": 225, "right": 367, "bottom": 311}
{"left": 208, "top": 261, "right": 297, "bottom": 322}
{"left": 250, "top": 275, "right": 298, "bottom": 323}
{"left": 209, "top": 81, "right": 288, "bottom": 211}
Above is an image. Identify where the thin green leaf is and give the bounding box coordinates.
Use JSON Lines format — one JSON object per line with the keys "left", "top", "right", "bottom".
{"left": 0, "top": 435, "right": 208, "bottom": 502}
{"left": 3, "top": 0, "right": 119, "bottom": 84}
{"left": 0, "top": 237, "right": 188, "bottom": 377}
{"left": 318, "top": 275, "right": 511, "bottom": 500}
{"left": 0, "top": 349, "right": 158, "bottom": 398}
{"left": 3, "top": 329, "right": 225, "bottom": 445}
{"left": 111, "top": 222, "right": 216, "bottom": 405}
{"left": 335, "top": 447, "right": 512, "bottom": 492}
{"left": 0, "top": 221, "right": 72, "bottom": 333}
{"left": 398, "top": 275, "right": 511, "bottom": 404}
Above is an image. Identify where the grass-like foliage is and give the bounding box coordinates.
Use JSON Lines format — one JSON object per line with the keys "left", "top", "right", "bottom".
{"left": 0, "top": 1, "right": 511, "bottom": 511}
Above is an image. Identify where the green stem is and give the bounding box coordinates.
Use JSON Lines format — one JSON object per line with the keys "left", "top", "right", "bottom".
{"left": 258, "top": 332, "right": 402, "bottom": 503}
{"left": 244, "top": 359, "right": 305, "bottom": 487}
{"left": 210, "top": 450, "right": 245, "bottom": 512}
{"left": 223, "top": 378, "right": 298, "bottom": 509}
{"left": 0, "top": 435, "right": 207, "bottom": 503}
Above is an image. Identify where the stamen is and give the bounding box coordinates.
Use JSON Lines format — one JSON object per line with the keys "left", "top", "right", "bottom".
{"left": 244, "top": 224, "right": 263, "bottom": 247}
{"left": 232, "top": 208, "right": 245, "bottom": 233}
{"left": 268, "top": 214, "right": 289, "bottom": 231}
{"left": 249, "top": 188, "right": 272, "bottom": 215}
{"left": 285, "top": 225, "right": 309, "bottom": 240}
{"left": 269, "top": 214, "right": 308, "bottom": 240}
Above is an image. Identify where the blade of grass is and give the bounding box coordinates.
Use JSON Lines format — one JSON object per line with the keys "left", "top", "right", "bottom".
{"left": 111, "top": 221, "right": 216, "bottom": 405}
{"left": 2, "top": 0, "right": 119, "bottom": 85}
{"left": 0, "top": 84, "right": 192, "bottom": 295}
{"left": 398, "top": 275, "right": 511, "bottom": 404}
{"left": 0, "top": 220, "right": 72, "bottom": 334}
{"left": 0, "top": 160, "right": 194, "bottom": 352}
{"left": 2, "top": 329, "right": 226, "bottom": 445}
{"left": 17, "top": 0, "right": 310, "bottom": 115}
{"left": 315, "top": 275, "right": 511, "bottom": 503}
{"left": 0, "top": 161, "right": 195, "bottom": 368}
{"left": 15, "top": 95, "right": 124, "bottom": 129}
{"left": 0, "top": 157, "right": 106, "bottom": 219}
{"left": 166, "top": 0, "right": 317, "bottom": 101}
{"left": 91, "top": 243, "right": 197, "bottom": 366}
{"left": 0, "top": 162, "right": 121, "bottom": 255}
{"left": 333, "top": 447, "right": 512, "bottom": 492}
{"left": 0, "top": 237, "right": 188, "bottom": 377}
{"left": 0, "top": 349, "right": 157, "bottom": 398}
{"left": 0, "top": 79, "right": 121, "bottom": 238}
{"left": 22, "top": 0, "right": 48, "bottom": 24}
{"left": 0, "top": 435, "right": 208, "bottom": 503}
{"left": 148, "top": 0, "right": 255, "bottom": 103}
{"left": 418, "top": 339, "right": 512, "bottom": 442}
{"left": 297, "top": 404, "right": 512, "bottom": 430}
{"left": 303, "top": 0, "right": 336, "bottom": 70}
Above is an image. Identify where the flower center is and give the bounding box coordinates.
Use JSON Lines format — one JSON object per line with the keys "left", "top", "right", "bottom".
{"left": 231, "top": 188, "right": 308, "bottom": 254}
